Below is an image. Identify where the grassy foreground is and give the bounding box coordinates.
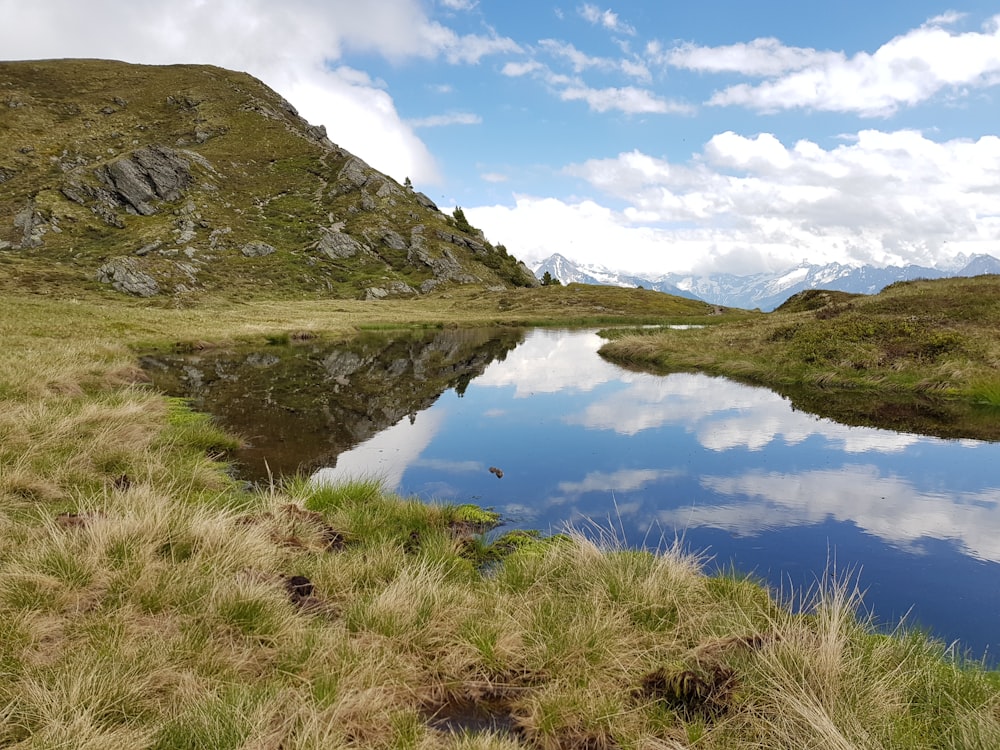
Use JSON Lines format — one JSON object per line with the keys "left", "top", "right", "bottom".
{"left": 4, "top": 287, "right": 1000, "bottom": 749}
{"left": 600, "top": 277, "right": 1000, "bottom": 440}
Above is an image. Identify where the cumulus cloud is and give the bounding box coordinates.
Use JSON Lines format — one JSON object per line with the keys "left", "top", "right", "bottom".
{"left": 0, "top": 0, "right": 518, "bottom": 183}
{"left": 548, "top": 129, "right": 1000, "bottom": 273}
{"left": 688, "top": 14, "right": 1000, "bottom": 116}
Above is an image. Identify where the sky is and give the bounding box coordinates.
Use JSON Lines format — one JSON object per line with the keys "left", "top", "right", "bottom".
{"left": 2, "top": 1, "right": 999, "bottom": 276}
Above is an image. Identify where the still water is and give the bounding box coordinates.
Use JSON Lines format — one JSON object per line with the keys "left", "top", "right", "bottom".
{"left": 143, "top": 327, "right": 1000, "bottom": 662}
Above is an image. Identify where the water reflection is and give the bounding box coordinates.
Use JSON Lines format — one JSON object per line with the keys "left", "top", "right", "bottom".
{"left": 140, "top": 327, "right": 524, "bottom": 481}
{"left": 144, "top": 327, "right": 1000, "bottom": 661}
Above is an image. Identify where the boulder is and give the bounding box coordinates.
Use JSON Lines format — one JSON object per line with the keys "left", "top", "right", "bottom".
{"left": 317, "top": 230, "right": 363, "bottom": 259}
{"left": 381, "top": 230, "right": 407, "bottom": 251}
{"left": 13, "top": 202, "right": 47, "bottom": 248}
{"left": 98, "top": 146, "right": 193, "bottom": 215}
{"left": 241, "top": 241, "right": 276, "bottom": 257}
{"left": 414, "top": 192, "right": 439, "bottom": 212}
{"left": 96, "top": 257, "right": 160, "bottom": 296}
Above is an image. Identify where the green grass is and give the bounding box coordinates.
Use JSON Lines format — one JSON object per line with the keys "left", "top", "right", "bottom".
{"left": 600, "top": 275, "right": 1000, "bottom": 440}
{"left": 1, "top": 286, "right": 1000, "bottom": 748}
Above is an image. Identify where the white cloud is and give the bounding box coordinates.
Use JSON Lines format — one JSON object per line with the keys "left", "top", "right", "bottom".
{"left": 0, "top": 0, "right": 518, "bottom": 184}
{"left": 559, "top": 468, "right": 682, "bottom": 496}
{"left": 501, "top": 60, "right": 545, "bottom": 77}
{"left": 694, "top": 14, "right": 1000, "bottom": 116}
{"left": 547, "top": 129, "right": 1000, "bottom": 273}
{"left": 474, "top": 329, "right": 622, "bottom": 395}
{"left": 480, "top": 172, "right": 509, "bottom": 183}
{"left": 668, "top": 37, "right": 839, "bottom": 77}
{"left": 440, "top": 0, "right": 477, "bottom": 10}
{"left": 408, "top": 111, "right": 482, "bottom": 127}
{"left": 312, "top": 408, "right": 446, "bottom": 491}
{"left": 540, "top": 38, "right": 611, "bottom": 73}
{"left": 657, "top": 465, "right": 1000, "bottom": 563}
{"left": 579, "top": 3, "right": 636, "bottom": 36}
{"left": 560, "top": 84, "right": 692, "bottom": 114}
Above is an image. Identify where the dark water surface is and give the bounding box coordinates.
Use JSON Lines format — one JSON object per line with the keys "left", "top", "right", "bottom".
{"left": 144, "top": 327, "right": 1000, "bottom": 662}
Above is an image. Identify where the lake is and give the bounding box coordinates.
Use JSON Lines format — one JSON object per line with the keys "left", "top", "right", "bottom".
{"left": 142, "top": 327, "right": 1000, "bottom": 663}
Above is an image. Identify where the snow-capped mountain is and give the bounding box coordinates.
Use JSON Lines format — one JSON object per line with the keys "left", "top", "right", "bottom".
{"left": 531, "top": 253, "right": 1000, "bottom": 311}
{"left": 532, "top": 254, "right": 701, "bottom": 300}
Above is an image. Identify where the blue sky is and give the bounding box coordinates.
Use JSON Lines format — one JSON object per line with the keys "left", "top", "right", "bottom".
{"left": 3, "top": 1, "right": 999, "bottom": 275}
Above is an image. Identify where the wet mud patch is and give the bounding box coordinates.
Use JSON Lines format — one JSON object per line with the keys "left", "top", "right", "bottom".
{"left": 423, "top": 697, "right": 523, "bottom": 738}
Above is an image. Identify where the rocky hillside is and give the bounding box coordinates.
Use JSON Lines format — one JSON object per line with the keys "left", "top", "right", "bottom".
{"left": 0, "top": 59, "right": 538, "bottom": 299}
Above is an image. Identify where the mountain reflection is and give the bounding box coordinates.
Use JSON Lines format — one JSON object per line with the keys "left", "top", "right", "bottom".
{"left": 140, "top": 327, "right": 524, "bottom": 481}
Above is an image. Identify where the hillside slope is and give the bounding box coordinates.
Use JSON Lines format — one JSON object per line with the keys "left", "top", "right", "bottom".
{"left": 0, "top": 59, "right": 538, "bottom": 299}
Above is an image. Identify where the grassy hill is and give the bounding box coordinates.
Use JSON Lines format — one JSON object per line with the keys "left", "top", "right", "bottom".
{"left": 600, "top": 275, "right": 1000, "bottom": 439}
{"left": 0, "top": 58, "right": 538, "bottom": 299}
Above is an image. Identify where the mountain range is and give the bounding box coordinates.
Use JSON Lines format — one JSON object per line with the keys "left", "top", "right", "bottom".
{"left": 533, "top": 253, "right": 1000, "bottom": 311}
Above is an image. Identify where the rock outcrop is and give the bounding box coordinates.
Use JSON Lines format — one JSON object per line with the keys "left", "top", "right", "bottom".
{"left": 98, "top": 146, "right": 193, "bottom": 216}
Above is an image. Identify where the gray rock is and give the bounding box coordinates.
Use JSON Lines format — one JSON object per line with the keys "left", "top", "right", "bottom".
{"left": 420, "top": 278, "right": 442, "bottom": 293}
{"left": 338, "top": 157, "right": 370, "bottom": 189}
{"left": 436, "top": 229, "right": 468, "bottom": 247}
{"left": 317, "top": 230, "right": 363, "bottom": 259}
{"left": 381, "top": 230, "right": 407, "bottom": 251}
{"left": 98, "top": 146, "right": 192, "bottom": 215}
{"left": 96, "top": 257, "right": 160, "bottom": 296}
{"left": 375, "top": 180, "right": 399, "bottom": 199}
{"left": 241, "top": 241, "right": 276, "bottom": 257}
{"left": 0, "top": 166, "right": 15, "bottom": 184}
{"left": 363, "top": 281, "right": 417, "bottom": 300}
{"left": 465, "top": 238, "right": 487, "bottom": 255}
{"left": 208, "top": 227, "right": 231, "bottom": 249}
{"left": 135, "top": 241, "right": 162, "bottom": 256}
{"left": 515, "top": 261, "right": 542, "bottom": 287}
{"left": 414, "top": 192, "right": 439, "bottom": 212}
{"left": 389, "top": 280, "right": 417, "bottom": 295}
{"left": 0, "top": 240, "right": 11, "bottom": 251}
{"left": 13, "top": 202, "right": 46, "bottom": 248}
{"left": 408, "top": 245, "right": 476, "bottom": 283}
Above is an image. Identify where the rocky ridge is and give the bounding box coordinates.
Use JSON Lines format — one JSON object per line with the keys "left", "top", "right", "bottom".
{"left": 0, "top": 59, "right": 538, "bottom": 298}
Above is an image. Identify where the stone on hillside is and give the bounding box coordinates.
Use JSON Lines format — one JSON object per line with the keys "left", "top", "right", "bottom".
{"left": 317, "top": 230, "right": 363, "bottom": 259}
{"left": 135, "top": 241, "right": 162, "bottom": 256}
{"left": 363, "top": 280, "right": 417, "bottom": 300}
{"left": 98, "top": 146, "right": 193, "bottom": 215}
{"left": 13, "top": 202, "right": 47, "bottom": 248}
{"left": 339, "top": 158, "right": 370, "bottom": 189}
{"left": 241, "top": 241, "right": 276, "bottom": 257}
{"left": 515, "top": 261, "right": 541, "bottom": 287}
{"left": 96, "top": 257, "right": 160, "bottom": 296}
{"left": 381, "top": 230, "right": 407, "bottom": 251}
{"left": 414, "top": 192, "right": 439, "bottom": 212}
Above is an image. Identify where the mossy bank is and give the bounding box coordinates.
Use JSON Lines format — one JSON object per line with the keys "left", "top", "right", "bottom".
{"left": 600, "top": 275, "right": 1000, "bottom": 441}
